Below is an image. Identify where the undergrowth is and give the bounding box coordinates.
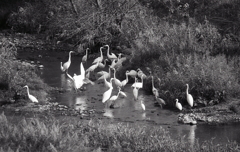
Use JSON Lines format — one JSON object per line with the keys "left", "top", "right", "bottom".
{"left": 0, "top": 113, "right": 238, "bottom": 152}
{"left": 0, "top": 38, "right": 49, "bottom": 103}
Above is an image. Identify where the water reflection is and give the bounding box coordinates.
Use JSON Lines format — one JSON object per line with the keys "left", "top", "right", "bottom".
{"left": 188, "top": 125, "right": 196, "bottom": 149}
{"left": 74, "top": 96, "right": 87, "bottom": 113}
{"left": 103, "top": 108, "right": 114, "bottom": 118}
{"left": 18, "top": 50, "right": 240, "bottom": 145}
{"left": 60, "top": 73, "right": 73, "bottom": 90}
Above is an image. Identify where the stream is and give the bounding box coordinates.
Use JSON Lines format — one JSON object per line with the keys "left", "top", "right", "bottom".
{"left": 17, "top": 49, "right": 240, "bottom": 146}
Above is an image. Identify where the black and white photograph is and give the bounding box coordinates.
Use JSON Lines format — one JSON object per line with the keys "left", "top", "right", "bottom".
{"left": 0, "top": 0, "right": 240, "bottom": 151}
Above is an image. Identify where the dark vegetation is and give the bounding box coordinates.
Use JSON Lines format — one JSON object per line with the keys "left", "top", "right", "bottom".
{"left": 1, "top": 0, "right": 240, "bottom": 107}
{"left": 0, "top": 112, "right": 239, "bottom": 152}
{"left": 0, "top": 0, "right": 240, "bottom": 151}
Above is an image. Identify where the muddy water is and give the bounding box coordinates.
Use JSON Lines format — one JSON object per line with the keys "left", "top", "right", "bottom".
{"left": 18, "top": 49, "right": 240, "bottom": 145}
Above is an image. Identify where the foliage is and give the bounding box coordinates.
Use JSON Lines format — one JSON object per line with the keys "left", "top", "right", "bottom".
{"left": 0, "top": 113, "right": 239, "bottom": 152}
{"left": 0, "top": 38, "right": 49, "bottom": 102}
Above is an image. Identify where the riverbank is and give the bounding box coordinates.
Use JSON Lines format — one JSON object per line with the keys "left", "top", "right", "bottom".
{"left": 1, "top": 31, "right": 240, "bottom": 125}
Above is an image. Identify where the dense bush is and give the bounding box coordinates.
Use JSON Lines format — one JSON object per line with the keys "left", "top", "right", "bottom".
{"left": 0, "top": 38, "right": 49, "bottom": 103}
{"left": 4, "top": 0, "right": 240, "bottom": 108}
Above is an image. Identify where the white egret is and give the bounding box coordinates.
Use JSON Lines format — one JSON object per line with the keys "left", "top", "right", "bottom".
{"left": 176, "top": 99, "right": 182, "bottom": 111}
{"left": 102, "top": 78, "right": 114, "bottom": 103}
{"left": 131, "top": 75, "right": 143, "bottom": 89}
{"left": 186, "top": 84, "right": 194, "bottom": 107}
{"left": 137, "top": 68, "right": 147, "bottom": 79}
{"left": 156, "top": 97, "right": 166, "bottom": 109}
{"left": 151, "top": 76, "right": 159, "bottom": 98}
{"left": 86, "top": 62, "right": 99, "bottom": 72}
{"left": 66, "top": 72, "right": 84, "bottom": 91}
{"left": 98, "top": 59, "right": 108, "bottom": 68}
{"left": 85, "top": 71, "right": 90, "bottom": 79}
{"left": 126, "top": 70, "right": 137, "bottom": 78}
{"left": 23, "top": 85, "right": 38, "bottom": 103}
{"left": 60, "top": 62, "right": 64, "bottom": 72}
{"left": 104, "top": 76, "right": 113, "bottom": 88}
{"left": 80, "top": 62, "right": 85, "bottom": 79}
{"left": 121, "top": 71, "right": 129, "bottom": 88}
{"left": 133, "top": 77, "right": 139, "bottom": 101}
{"left": 109, "top": 87, "right": 121, "bottom": 101}
{"left": 140, "top": 100, "right": 146, "bottom": 111}
{"left": 82, "top": 48, "right": 89, "bottom": 63}
{"left": 98, "top": 68, "right": 111, "bottom": 80}
{"left": 109, "top": 59, "right": 117, "bottom": 69}
{"left": 92, "top": 47, "right": 104, "bottom": 64}
{"left": 61, "top": 51, "right": 74, "bottom": 72}
{"left": 112, "top": 67, "right": 122, "bottom": 88}
{"left": 119, "top": 91, "right": 127, "bottom": 97}
{"left": 104, "top": 44, "right": 117, "bottom": 60}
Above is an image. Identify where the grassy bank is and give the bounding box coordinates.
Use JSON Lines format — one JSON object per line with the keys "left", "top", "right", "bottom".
{"left": 0, "top": 112, "right": 238, "bottom": 152}
{"left": 1, "top": 0, "right": 240, "bottom": 108}
{"left": 0, "top": 38, "right": 50, "bottom": 104}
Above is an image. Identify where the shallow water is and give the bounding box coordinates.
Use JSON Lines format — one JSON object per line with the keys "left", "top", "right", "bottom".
{"left": 18, "top": 49, "right": 240, "bottom": 145}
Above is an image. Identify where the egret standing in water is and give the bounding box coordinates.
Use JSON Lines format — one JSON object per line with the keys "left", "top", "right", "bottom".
{"left": 186, "top": 84, "right": 194, "bottom": 107}
{"left": 61, "top": 51, "right": 74, "bottom": 72}
{"left": 60, "top": 62, "right": 64, "bottom": 72}
{"left": 131, "top": 75, "right": 144, "bottom": 89}
{"left": 151, "top": 76, "right": 159, "bottom": 99}
{"left": 102, "top": 78, "right": 114, "bottom": 103}
{"left": 121, "top": 71, "right": 129, "bottom": 89}
{"left": 133, "top": 77, "right": 139, "bottom": 101}
{"left": 109, "top": 87, "right": 121, "bottom": 102}
{"left": 23, "top": 85, "right": 38, "bottom": 103}
{"left": 126, "top": 70, "right": 137, "bottom": 79}
{"left": 98, "top": 59, "right": 108, "bottom": 69}
{"left": 104, "top": 44, "right": 117, "bottom": 60}
{"left": 98, "top": 67, "right": 111, "bottom": 80}
{"left": 86, "top": 62, "right": 99, "bottom": 72}
{"left": 175, "top": 99, "right": 182, "bottom": 111}
{"left": 92, "top": 47, "right": 104, "bottom": 64}
{"left": 82, "top": 48, "right": 89, "bottom": 63}
{"left": 140, "top": 100, "right": 145, "bottom": 111}
{"left": 112, "top": 67, "right": 122, "bottom": 88}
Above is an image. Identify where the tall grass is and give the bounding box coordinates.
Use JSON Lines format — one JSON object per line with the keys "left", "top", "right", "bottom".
{"left": 0, "top": 113, "right": 238, "bottom": 152}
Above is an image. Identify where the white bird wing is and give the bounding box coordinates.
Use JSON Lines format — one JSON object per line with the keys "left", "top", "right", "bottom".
{"left": 29, "top": 94, "right": 38, "bottom": 103}
{"left": 109, "top": 95, "right": 117, "bottom": 101}
{"left": 131, "top": 82, "right": 142, "bottom": 88}
{"left": 80, "top": 62, "right": 85, "bottom": 78}
{"left": 120, "top": 91, "right": 127, "bottom": 97}
{"left": 102, "top": 88, "right": 113, "bottom": 103}
{"left": 66, "top": 72, "right": 74, "bottom": 81}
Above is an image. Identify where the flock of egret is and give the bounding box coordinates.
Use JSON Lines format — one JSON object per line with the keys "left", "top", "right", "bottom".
{"left": 23, "top": 45, "right": 194, "bottom": 112}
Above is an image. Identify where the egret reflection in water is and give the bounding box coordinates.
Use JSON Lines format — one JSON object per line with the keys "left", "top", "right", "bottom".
{"left": 75, "top": 96, "right": 87, "bottom": 113}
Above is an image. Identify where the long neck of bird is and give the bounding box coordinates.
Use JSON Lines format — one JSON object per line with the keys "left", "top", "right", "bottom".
{"left": 152, "top": 76, "right": 154, "bottom": 88}
{"left": 26, "top": 87, "right": 30, "bottom": 97}
{"left": 68, "top": 52, "right": 72, "bottom": 62}
{"left": 107, "top": 46, "right": 110, "bottom": 55}
{"left": 114, "top": 69, "right": 116, "bottom": 78}
{"left": 108, "top": 68, "right": 111, "bottom": 77}
{"left": 126, "top": 73, "right": 128, "bottom": 81}
{"left": 86, "top": 49, "right": 88, "bottom": 57}
{"left": 186, "top": 85, "right": 189, "bottom": 94}
{"left": 100, "top": 49, "right": 103, "bottom": 57}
